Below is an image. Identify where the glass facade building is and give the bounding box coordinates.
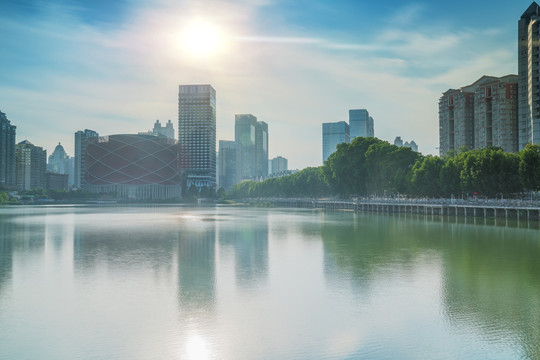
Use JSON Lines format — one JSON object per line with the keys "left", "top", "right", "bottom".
{"left": 349, "top": 109, "right": 374, "bottom": 139}
{"left": 0, "top": 111, "right": 16, "bottom": 186}
{"left": 218, "top": 140, "right": 242, "bottom": 190}
{"left": 322, "top": 121, "right": 350, "bottom": 163}
{"left": 178, "top": 85, "right": 217, "bottom": 189}
{"left": 235, "top": 114, "right": 268, "bottom": 180}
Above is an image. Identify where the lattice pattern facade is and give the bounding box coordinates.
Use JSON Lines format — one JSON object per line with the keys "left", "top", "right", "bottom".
{"left": 85, "top": 134, "right": 181, "bottom": 200}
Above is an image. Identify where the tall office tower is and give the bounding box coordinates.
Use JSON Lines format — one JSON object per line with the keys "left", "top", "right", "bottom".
{"left": 178, "top": 84, "right": 216, "bottom": 189}
{"left": 0, "top": 111, "right": 16, "bottom": 186}
{"left": 218, "top": 140, "right": 242, "bottom": 190}
{"left": 439, "top": 88, "right": 474, "bottom": 156}
{"left": 235, "top": 114, "right": 258, "bottom": 180}
{"left": 74, "top": 129, "right": 99, "bottom": 189}
{"left": 153, "top": 120, "right": 175, "bottom": 140}
{"left": 349, "top": 109, "right": 374, "bottom": 139}
{"left": 439, "top": 75, "right": 519, "bottom": 156}
{"left": 322, "top": 121, "right": 350, "bottom": 163}
{"left": 256, "top": 121, "right": 269, "bottom": 178}
{"left": 15, "top": 140, "right": 46, "bottom": 191}
{"left": 368, "top": 117, "right": 374, "bottom": 137}
{"left": 394, "top": 136, "right": 403, "bottom": 147}
{"left": 518, "top": 2, "right": 540, "bottom": 150}
{"left": 270, "top": 156, "right": 288, "bottom": 175}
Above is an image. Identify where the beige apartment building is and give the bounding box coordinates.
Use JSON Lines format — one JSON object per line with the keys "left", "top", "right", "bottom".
{"left": 439, "top": 75, "right": 518, "bottom": 156}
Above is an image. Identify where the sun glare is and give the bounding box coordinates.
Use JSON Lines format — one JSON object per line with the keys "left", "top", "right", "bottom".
{"left": 181, "top": 19, "right": 225, "bottom": 57}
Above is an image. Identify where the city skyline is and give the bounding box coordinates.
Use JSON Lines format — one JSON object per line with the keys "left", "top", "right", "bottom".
{"left": 0, "top": 0, "right": 529, "bottom": 169}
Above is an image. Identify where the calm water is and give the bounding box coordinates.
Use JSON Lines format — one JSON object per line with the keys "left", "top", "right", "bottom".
{"left": 1, "top": 205, "right": 540, "bottom": 360}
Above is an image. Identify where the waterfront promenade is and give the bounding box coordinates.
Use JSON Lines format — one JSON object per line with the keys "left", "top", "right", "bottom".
{"left": 265, "top": 197, "right": 540, "bottom": 224}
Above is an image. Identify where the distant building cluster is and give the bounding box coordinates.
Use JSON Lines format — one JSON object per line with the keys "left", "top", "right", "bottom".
{"left": 217, "top": 113, "right": 285, "bottom": 191}
{"left": 394, "top": 137, "right": 418, "bottom": 152}
{"left": 322, "top": 108, "right": 374, "bottom": 162}
{"left": 439, "top": 3, "right": 540, "bottom": 156}
{"left": 1, "top": 83, "right": 290, "bottom": 199}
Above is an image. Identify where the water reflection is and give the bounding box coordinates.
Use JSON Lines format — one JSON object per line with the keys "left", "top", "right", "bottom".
{"left": 177, "top": 225, "right": 216, "bottom": 309}
{"left": 0, "top": 212, "right": 15, "bottom": 296}
{"left": 218, "top": 211, "right": 268, "bottom": 289}
{"left": 440, "top": 224, "right": 540, "bottom": 359}
{"left": 321, "top": 212, "right": 540, "bottom": 358}
{"left": 1, "top": 206, "right": 540, "bottom": 360}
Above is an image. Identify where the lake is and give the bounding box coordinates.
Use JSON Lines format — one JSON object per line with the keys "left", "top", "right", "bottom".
{"left": 0, "top": 205, "right": 539, "bottom": 359}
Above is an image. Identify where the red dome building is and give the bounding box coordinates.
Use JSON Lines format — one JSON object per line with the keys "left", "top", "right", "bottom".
{"left": 85, "top": 134, "right": 181, "bottom": 200}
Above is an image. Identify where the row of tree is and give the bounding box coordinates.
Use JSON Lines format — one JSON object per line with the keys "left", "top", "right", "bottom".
{"left": 227, "top": 137, "right": 540, "bottom": 199}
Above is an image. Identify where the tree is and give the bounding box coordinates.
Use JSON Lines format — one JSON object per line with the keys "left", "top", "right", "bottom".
{"left": 410, "top": 156, "right": 444, "bottom": 197}
{"left": 519, "top": 144, "right": 540, "bottom": 191}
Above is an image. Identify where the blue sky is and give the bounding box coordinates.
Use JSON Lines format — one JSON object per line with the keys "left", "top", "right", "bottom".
{"left": 0, "top": 0, "right": 533, "bottom": 169}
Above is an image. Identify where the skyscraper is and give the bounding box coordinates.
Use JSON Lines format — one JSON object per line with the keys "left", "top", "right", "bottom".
{"left": 322, "top": 121, "right": 350, "bottom": 163}
{"left": 218, "top": 140, "right": 242, "bottom": 190}
{"left": 0, "top": 111, "right": 16, "bottom": 187}
{"left": 235, "top": 114, "right": 257, "bottom": 180}
{"left": 518, "top": 2, "right": 540, "bottom": 149}
{"left": 74, "top": 129, "right": 99, "bottom": 189}
{"left": 235, "top": 114, "right": 268, "bottom": 180}
{"left": 255, "top": 121, "right": 269, "bottom": 178}
{"left": 349, "top": 109, "right": 374, "bottom": 139}
{"left": 178, "top": 84, "right": 216, "bottom": 189}
{"left": 15, "top": 140, "right": 46, "bottom": 191}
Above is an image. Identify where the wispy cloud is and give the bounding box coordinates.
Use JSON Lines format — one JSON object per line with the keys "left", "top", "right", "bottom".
{"left": 0, "top": 0, "right": 520, "bottom": 167}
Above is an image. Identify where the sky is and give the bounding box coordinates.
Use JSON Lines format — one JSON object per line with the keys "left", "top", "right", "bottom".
{"left": 0, "top": 0, "right": 533, "bottom": 169}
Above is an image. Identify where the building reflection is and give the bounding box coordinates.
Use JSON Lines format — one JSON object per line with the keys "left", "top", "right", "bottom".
{"left": 176, "top": 225, "right": 216, "bottom": 310}
{"left": 218, "top": 213, "right": 269, "bottom": 289}
{"left": 0, "top": 214, "right": 14, "bottom": 296}
{"left": 72, "top": 221, "right": 177, "bottom": 275}
{"left": 321, "top": 213, "right": 426, "bottom": 292}
{"left": 0, "top": 210, "right": 47, "bottom": 296}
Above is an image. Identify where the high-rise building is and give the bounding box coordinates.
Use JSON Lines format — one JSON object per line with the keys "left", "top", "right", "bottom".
{"left": 322, "top": 121, "right": 350, "bottom": 163}
{"left": 153, "top": 120, "right": 175, "bottom": 139}
{"left": 218, "top": 140, "right": 242, "bottom": 190}
{"left": 178, "top": 84, "right": 216, "bottom": 189}
{"left": 235, "top": 114, "right": 268, "bottom": 180}
{"left": 256, "top": 121, "right": 269, "bottom": 178}
{"left": 0, "top": 111, "right": 16, "bottom": 187}
{"left": 235, "top": 114, "right": 257, "bottom": 180}
{"left": 270, "top": 156, "right": 288, "bottom": 175}
{"left": 349, "top": 109, "right": 374, "bottom": 139}
{"left": 394, "top": 136, "right": 403, "bottom": 147}
{"left": 518, "top": 2, "right": 540, "bottom": 150}
{"left": 439, "top": 75, "right": 518, "bottom": 156}
{"left": 15, "top": 140, "right": 46, "bottom": 191}
{"left": 47, "top": 142, "right": 70, "bottom": 174}
{"left": 473, "top": 75, "right": 518, "bottom": 152}
{"left": 74, "top": 129, "right": 99, "bottom": 189}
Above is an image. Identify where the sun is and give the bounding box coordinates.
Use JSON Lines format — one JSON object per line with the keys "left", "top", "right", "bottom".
{"left": 181, "top": 19, "right": 224, "bottom": 57}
